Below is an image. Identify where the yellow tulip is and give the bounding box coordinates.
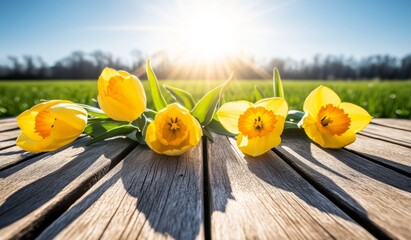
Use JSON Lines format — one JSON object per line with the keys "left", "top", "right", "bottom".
{"left": 145, "top": 103, "right": 202, "bottom": 156}
{"left": 217, "top": 98, "right": 288, "bottom": 157}
{"left": 301, "top": 85, "right": 372, "bottom": 148}
{"left": 97, "top": 67, "right": 146, "bottom": 122}
{"left": 16, "top": 100, "right": 87, "bottom": 152}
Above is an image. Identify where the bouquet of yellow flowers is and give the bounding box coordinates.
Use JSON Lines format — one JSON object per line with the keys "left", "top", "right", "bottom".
{"left": 16, "top": 59, "right": 372, "bottom": 157}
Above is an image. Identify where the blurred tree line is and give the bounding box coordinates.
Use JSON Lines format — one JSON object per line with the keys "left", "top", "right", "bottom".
{"left": 0, "top": 50, "right": 410, "bottom": 80}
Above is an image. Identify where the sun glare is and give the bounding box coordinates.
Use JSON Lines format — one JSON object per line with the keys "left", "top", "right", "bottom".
{"left": 184, "top": 14, "right": 234, "bottom": 61}
{"left": 169, "top": 2, "right": 250, "bottom": 62}
{"left": 148, "top": 0, "right": 273, "bottom": 79}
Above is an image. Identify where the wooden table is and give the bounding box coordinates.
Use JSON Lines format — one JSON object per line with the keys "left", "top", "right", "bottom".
{"left": 0, "top": 118, "right": 410, "bottom": 239}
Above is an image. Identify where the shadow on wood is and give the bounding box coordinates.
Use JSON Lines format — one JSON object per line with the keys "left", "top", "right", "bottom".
{"left": 0, "top": 138, "right": 135, "bottom": 239}
{"left": 207, "top": 134, "right": 373, "bottom": 239}
{"left": 277, "top": 130, "right": 411, "bottom": 239}
{"left": 38, "top": 144, "right": 204, "bottom": 239}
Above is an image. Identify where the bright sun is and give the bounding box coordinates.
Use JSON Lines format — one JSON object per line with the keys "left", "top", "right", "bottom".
{"left": 183, "top": 14, "right": 235, "bottom": 61}
{"left": 169, "top": 2, "right": 249, "bottom": 62}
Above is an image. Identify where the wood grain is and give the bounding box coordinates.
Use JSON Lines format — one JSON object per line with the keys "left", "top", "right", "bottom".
{"left": 0, "top": 145, "right": 42, "bottom": 171}
{"left": 0, "top": 118, "right": 16, "bottom": 123}
{"left": 345, "top": 134, "right": 411, "bottom": 177}
{"left": 0, "top": 121, "right": 18, "bottom": 132}
{"left": 372, "top": 118, "right": 411, "bottom": 132}
{"left": 0, "top": 140, "right": 15, "bottom": 151}
{"left": 0, "top": 129, "right": 19, "bottom": 141}
{"left": 361, "top": 124, "right": 411, "bottom": 148}
{"left": 0, "top": 137, "right": 136, "bottom": 239}
{"left": 207, "top": 134, "right": 373, "bottom": 239}
{"left": 276, "top": 131, "right": 411, "bottom": 239}
{"left": 0, "top": 130, "right": 19, "bottom": 150}
{"left": 38, "top": 143, "right": 204, "bottom": 240}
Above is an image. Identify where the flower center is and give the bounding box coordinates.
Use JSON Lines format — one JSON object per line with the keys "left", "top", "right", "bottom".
{"left": 317, "top": 104, "right": 351, "bottom": 135}
{"left": 159, "top": 116, "right": 189, "bottom": 146}
{"left": 254, "top": 116, "right": 263, "bottom": 129}
{"left": 168, "top": 117, "right": 180, "bottom": 131}
{"left": 238, "top": 106, "right": 277, "bottom": 138}
{"left": 35, "top": 111, "right": 56, "bottom": 138}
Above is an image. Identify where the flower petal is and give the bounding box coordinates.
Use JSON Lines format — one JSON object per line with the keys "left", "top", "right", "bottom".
{"left": 100, "top": 67, "right": 119, "bottom": 81}
{"left": 320, "top": 132, "right": 356, "bottom": 148}
{"left": 255, "top": 97, "right": 288, "bottom": 118}
{"left": 217, "top": 101, "right": 253, "bottom": 134}
{"left": 146, "top": 120, "right": 197, "bottom": 156}
{"left": 98, "top": 95, "right": 138, "bottom": 122}
{"left": 97, "top": 68, "right": 146, "bottom": 122}
{"left": 188, "top": 116, "right": 202, "bottom": 146}
{"left": 237, "top": 132, "right": 281, "bottom": 157}
{"left": 122, "top": 75, "right": 146, "bottom": 115}
{"left": 302, "top": 114, "right": 356, "bottom": 148}
{"left": 303, "top": 86, "right": 341, "bottom": 116}
{"left": 50, "top": 103, "right": 87, "bottom": 130}
{"left": 17, "top": 100, "right": 68, "bottom": 140}
{"left": 145, "top": 121, "right": 165, "bottom": 154}
{"left": 339, "top": 102, "right": 372, "bottom": 133}
{"left": 50, "top": 119, "right": 83, "bottom": 140}
{"left": 16, "top": 110, "right": 42, "bottom": 141}
{"left": 16, "top": 131, "right": 74, "bottom": 152}
{"left": 162, "top": 145, "right": 193, "bottom": 156}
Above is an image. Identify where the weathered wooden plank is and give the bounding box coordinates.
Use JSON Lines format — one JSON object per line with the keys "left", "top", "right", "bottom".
{"left": 275, "top": 131, "right": 411, "bottom": 239}
{"left": 207, "top": 134, "right": 373, "bottom": 239}
{"left": 0, "top": 119, "right": 18, "bottom": 132}
{"left": 361, "top": 124, "right": 411, "bottom": 148}
{"left": 0, "top": 145, "right": 42, "bottom": 171}
{"left": 0, "top": 137, "right": 136, "bottom": 239}
{"left": 372, "top": 118, "right": 411, "bottom": 132}
{"left": 0, "top": 130, "right": 19, "bottom": 150}
{"left": 0, "top": 118, "right": 16, "bottom": 124}
{"left": 0, "top": 129, "right": 19, "bottom": 141}
{"left": 38, "top": 143, "right": 204, "bottom": 240}
{"left": 345, "top": 134, "right": 411, "bottom": 177}
{"left": 0, "top": 140, "right": 15, "bottom": 151}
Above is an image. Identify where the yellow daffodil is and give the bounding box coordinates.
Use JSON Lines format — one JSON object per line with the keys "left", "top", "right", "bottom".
{"left": 217, "top": 98, "right": 288, "bottom": 157}
{"left": 97, "top": 67, "right": 146, "bottom": 122}
{"left": 16, "top": 100, "right": 87, "bottom": 152}
{"left": 145, "top": 103, "right": 202, "bottom": 156}
{"left": 301, "top": 85, "right": 372, "bottom": 148}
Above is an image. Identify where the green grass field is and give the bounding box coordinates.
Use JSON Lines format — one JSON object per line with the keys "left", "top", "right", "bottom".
{"left": 0, "top": 80, "right": 410, "bottom": 119}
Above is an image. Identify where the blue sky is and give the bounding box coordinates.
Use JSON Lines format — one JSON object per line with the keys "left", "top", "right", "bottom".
{"left": 1, "top": 0, "right": 410, "bottom": 64}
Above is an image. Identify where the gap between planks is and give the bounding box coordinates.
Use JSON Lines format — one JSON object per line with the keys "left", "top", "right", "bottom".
{"left": 0, "top": 138, "right": 137, "bottom": 239}
{"left": 37, "top": 141, "right": 205, "bottom": 240}
{"left": 202, "top": 137, "right": 212, "bottom": 240}
{"left": 273, "top": 130, "right": 411, "bottom": 239}
{"left": 207, "top": 133, "right": 374, "bottom": 239}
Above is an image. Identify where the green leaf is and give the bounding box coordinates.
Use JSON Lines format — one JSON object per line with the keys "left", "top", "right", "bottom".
{"left": 76, "top": 103, "right": 109, "bottom": 119}
{"left": 254, "top": 85, "right": 265, "bottom": 101}
{"left": 84, "top": 120, "right": 130, "bottom": 137}
{"left": 163, "top": 85, "right": 196, "bottom": 110}
{"left": 284, "top": 110, "right": 305, "bottom": 129}
{"left": 86, "top": 125, "right": 135, "bottom": 146}
{"left": 273, "top": 68, "right": 284, "bottom": 98}
{"left": 143, "top": 108, "right": 157, "bottom": 120}
{"left": 92, "top": 98, "right": 100, "bottom": 108}
{"left": 131, "top": 114, "right": 146, "bottom": 131}
{"left": 207, "top": 119, "right": 236, "bottom": 137}
{"left": 286, "top": 110, "right": 305, "bottom": 123}
{"left": 127, "top": 130, "right": 146, "bottom": 145}
{"left": 146, "top": 59, "right": 167, "bottom": 111}
{"left": 191, "top": 74, "right": 232, "bottom": 125}
{"left": 284, "top": 121, "right": 299, "bottom": 129}
{"left": 127, "top": 117, "right": 151, "bottom": 145}
{"left": 203, "top": 127, "right": 214, "bottom": 142}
